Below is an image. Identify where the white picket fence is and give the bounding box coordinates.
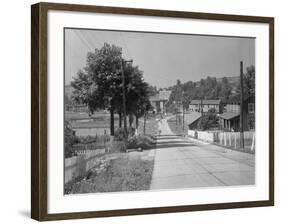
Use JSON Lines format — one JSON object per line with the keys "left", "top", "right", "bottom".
{"left": 187, "top": 130, "right": 255, "bottom": 151}
{"left": 188, "top": 130, "right": 196, "bottom": 138}
{"left": 197, "top": 131, "right": 215, "bottom": 143}
{"left": 216, "top": 131, "right": 255, "bottom": 150}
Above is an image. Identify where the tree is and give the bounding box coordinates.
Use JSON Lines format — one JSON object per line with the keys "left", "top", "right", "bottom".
{"left": 123, "top": 64, "right": 151, "bottom": 128}
{"left": 167, "top": 79, "right": 184, "bottom": 112}
{"left": 147, "top": 85, "right": 158, "bottom": 96}
{"left": 233, "top": 65, "right": 255, "bottom": 100}
{"left": 64, "top": 121, "right": 79, "bottom": 158}
{"left": 218, "top": 77, "right": 232, "bottom": 102}
{"left": 244, "top": 65, "right": 255, "bottom": 98}
{"left": 71, "top": 43, "right": 123, "bottom": 136}
{"left": 197, "top": 109, "right": 219, "bottom": 131}
{"left": 71, "top": 43, "right": 151, "bottom": 136}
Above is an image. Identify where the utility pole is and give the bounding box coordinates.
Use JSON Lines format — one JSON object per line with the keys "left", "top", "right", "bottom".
{"left": 201, "top": 98, "right": 203, "bottom": 116}
{"left": 240, "top": 61, "right": 245, "bottom": 149}
{"left": 182, "top": 91, "right": 185, "bottom": 131}
{"left": 182, "top": 106, "right": 185, "bottom": 131}
{"left": 120, "top": 58, "right": 133, "bottom": 137}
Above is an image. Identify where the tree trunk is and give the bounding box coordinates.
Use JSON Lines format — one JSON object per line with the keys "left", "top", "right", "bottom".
{"left": 143, "top": 112, "right": 147, "bottom": 135}
{"left": 136, "top": 116, "right": 139, "bottom": 129}
{"left": 129, "top": 114, "right": 133, "bottom": 127}
{"left": 110, "top": 107, "right": 114, "bottom": 136}
{"left": 118, "top": 111, "right": 122, "bottom": 128}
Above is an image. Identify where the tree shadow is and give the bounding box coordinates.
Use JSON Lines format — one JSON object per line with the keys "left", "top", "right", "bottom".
{"left": 156, "top": 140, "right": 192, "bottom": 145}
{"left": 156, "top": 137, "right": 182, "bottom": 140}
{"left": 156, "top": 143, "right": 196, "bottom": 149}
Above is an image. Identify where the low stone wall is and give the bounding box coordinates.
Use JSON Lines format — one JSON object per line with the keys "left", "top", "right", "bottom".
{"left": 65, "top": 149, "right": 105, "bottom": 184}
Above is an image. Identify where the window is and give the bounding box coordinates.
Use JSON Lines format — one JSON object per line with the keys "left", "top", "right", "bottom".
{"left": 248, "top": 103, "right": 254, "bottom": 113}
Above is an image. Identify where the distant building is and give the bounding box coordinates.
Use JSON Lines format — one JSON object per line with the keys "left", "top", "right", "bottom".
{"left": 149, "top": 90, "right": 171, "bottom": 113}
{"left": 189, "top": 99, "right": 223, "bottom": 113}
{"left": 218, "top": 96, "right": 255, "bottom": 131}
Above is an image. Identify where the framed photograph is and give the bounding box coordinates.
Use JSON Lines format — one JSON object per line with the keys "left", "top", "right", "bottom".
{"left": 31, "top": 2, "right": 274, "bottom": 221}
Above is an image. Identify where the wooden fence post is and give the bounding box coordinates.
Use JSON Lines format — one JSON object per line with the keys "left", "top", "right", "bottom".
{"left": 234, "top": 133, "right": 237, "bottom": 149}
{"left": 251, "top": 133, "right": 255, "bottom": 151}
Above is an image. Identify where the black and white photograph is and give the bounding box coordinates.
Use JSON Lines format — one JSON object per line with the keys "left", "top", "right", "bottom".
{"left": 64, "top": 28, "right": 255, "bottom": 194}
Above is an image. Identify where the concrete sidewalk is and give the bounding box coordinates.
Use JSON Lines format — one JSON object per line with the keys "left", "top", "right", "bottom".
{"left": 150, "top": 118, "right": 255, "bottom": 190}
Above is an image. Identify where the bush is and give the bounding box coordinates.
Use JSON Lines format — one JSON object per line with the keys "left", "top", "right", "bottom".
{"left": 64, "top": 121, "right": 80, "bottom": 158}
{"left": 197, "top": 111, "right": 219, "bottom": 131}
{"left": 127, "top": 135, "right": 156, "bottom": 150}
{"left": 114, "top": 128, "right": 127, "bottom": 141}
{"left": 114, "top": 127, "right": 136, "bottom": 141}
{"left": 79, "top": 134, "right": 110, "bottom": 144}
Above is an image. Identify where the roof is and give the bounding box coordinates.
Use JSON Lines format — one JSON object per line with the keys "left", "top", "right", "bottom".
{"left": 190, "top": 99, "right": 221, "bottom": 105}
{"left": 218, "top": 112, "right": 239, "bottom": 120}
{"left": 149, "top": 90, "right": 171, "bottom": 102}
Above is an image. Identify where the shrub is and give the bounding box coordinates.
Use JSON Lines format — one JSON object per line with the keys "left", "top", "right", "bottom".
{"left": 64, "top": 121, "right": 80, "bottom": 158}
{"left": 127, "top": 135, "right": 156, "bottom": 150}
{"left": 197, "top": 111, "right": 219, "bottom": 131}
{"left": 114, "top": 127, "right": 136, "bottom": 141}
{"left": 79, "top": 134, "right": 110, "bottom": 144}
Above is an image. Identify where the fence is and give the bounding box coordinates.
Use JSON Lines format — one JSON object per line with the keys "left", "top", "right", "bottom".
{"left": 188, "top": 130, "right": 196, "bottom": 138}
{"left": 187, "top": 130, "right": 214, "bottom": 142}
{"left": 214, "top": 131, "right": 255, "bottom": 151}
{"left": 187, "top": 130, "right": 255, "bottom": 151}
{"left": 197, "top": 131, "right": 215, "bottom": 143}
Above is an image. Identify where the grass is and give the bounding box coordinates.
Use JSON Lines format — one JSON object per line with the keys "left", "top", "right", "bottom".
{"left": 65, "top": 153, "right": 154, "bottom": 194}
{"left": 138, "top": 118, "right": 158, "bottom": 136}
{"left": 167, "top": 119, "right": 188, "bottom": 136}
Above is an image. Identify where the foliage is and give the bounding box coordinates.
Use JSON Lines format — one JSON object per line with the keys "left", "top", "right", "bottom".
{"left": 167, "top": 66, "right": 255, "bottom": 110}
{"left": 65, "top": 154, "right": 154, "bottom": 194}
{"left": 167, "top": 75, "right": 236, "bottom": 109}
{"left": 71, "top": 43, "right": 151, "bottom": 134}
{"left": 234, "top": 65, "right": 255, "bottom": 99}
{"left": 78, "top": 134, "right": 111, "bottom": 144}
{"left": 114, "top": 127, "right": 136, "bottom": 141}
{"left": 197, "top": 110, "right": 219, "bottom": 131}
{"left": 64, "top": 121, "right": 80, "bottom": 158}
{"left": 127, "top": 135, "right": 156, "bottom": 150}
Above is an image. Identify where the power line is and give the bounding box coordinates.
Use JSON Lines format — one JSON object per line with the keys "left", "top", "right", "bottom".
{"left": 119, "top": 32, "right": 133, "bottom": 60}
{"left": 84, "top": 31, "right": 102, "bottom": 49}
{"left": 90, "top": 32, "right": 104, "bottom": 47}
{"left": 74, "top": 30, "right": 92, "bottom": 52}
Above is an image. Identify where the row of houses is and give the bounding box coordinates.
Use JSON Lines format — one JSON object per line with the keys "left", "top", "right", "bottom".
{"left": 189, "top": 99, "right": 223, "bottom": 113}
{"left": 188, "top": 96, "right": 255, "bottom": 131}
{"left": 148, "top": 89, "right": 255, "bottom": 131}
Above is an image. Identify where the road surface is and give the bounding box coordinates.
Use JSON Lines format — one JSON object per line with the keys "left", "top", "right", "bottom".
{"left": 150, "top": 118, "right": 255, "bottom": 190}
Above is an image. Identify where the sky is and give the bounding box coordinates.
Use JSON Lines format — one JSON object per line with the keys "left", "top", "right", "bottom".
{"left": 64, "top": 28, "right": 255, "bottom": 88}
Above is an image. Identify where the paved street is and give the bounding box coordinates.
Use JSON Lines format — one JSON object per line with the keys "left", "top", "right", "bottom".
{"left": 150, "top": 118, "right": 255, "bottom": 190}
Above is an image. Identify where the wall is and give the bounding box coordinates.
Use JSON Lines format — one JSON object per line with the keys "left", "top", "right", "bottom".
{"left": 0, "top": 0, "right": 280, "bottom": 224}
{"left": 65, "top": 149, "right": 106, "bottom": 183}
